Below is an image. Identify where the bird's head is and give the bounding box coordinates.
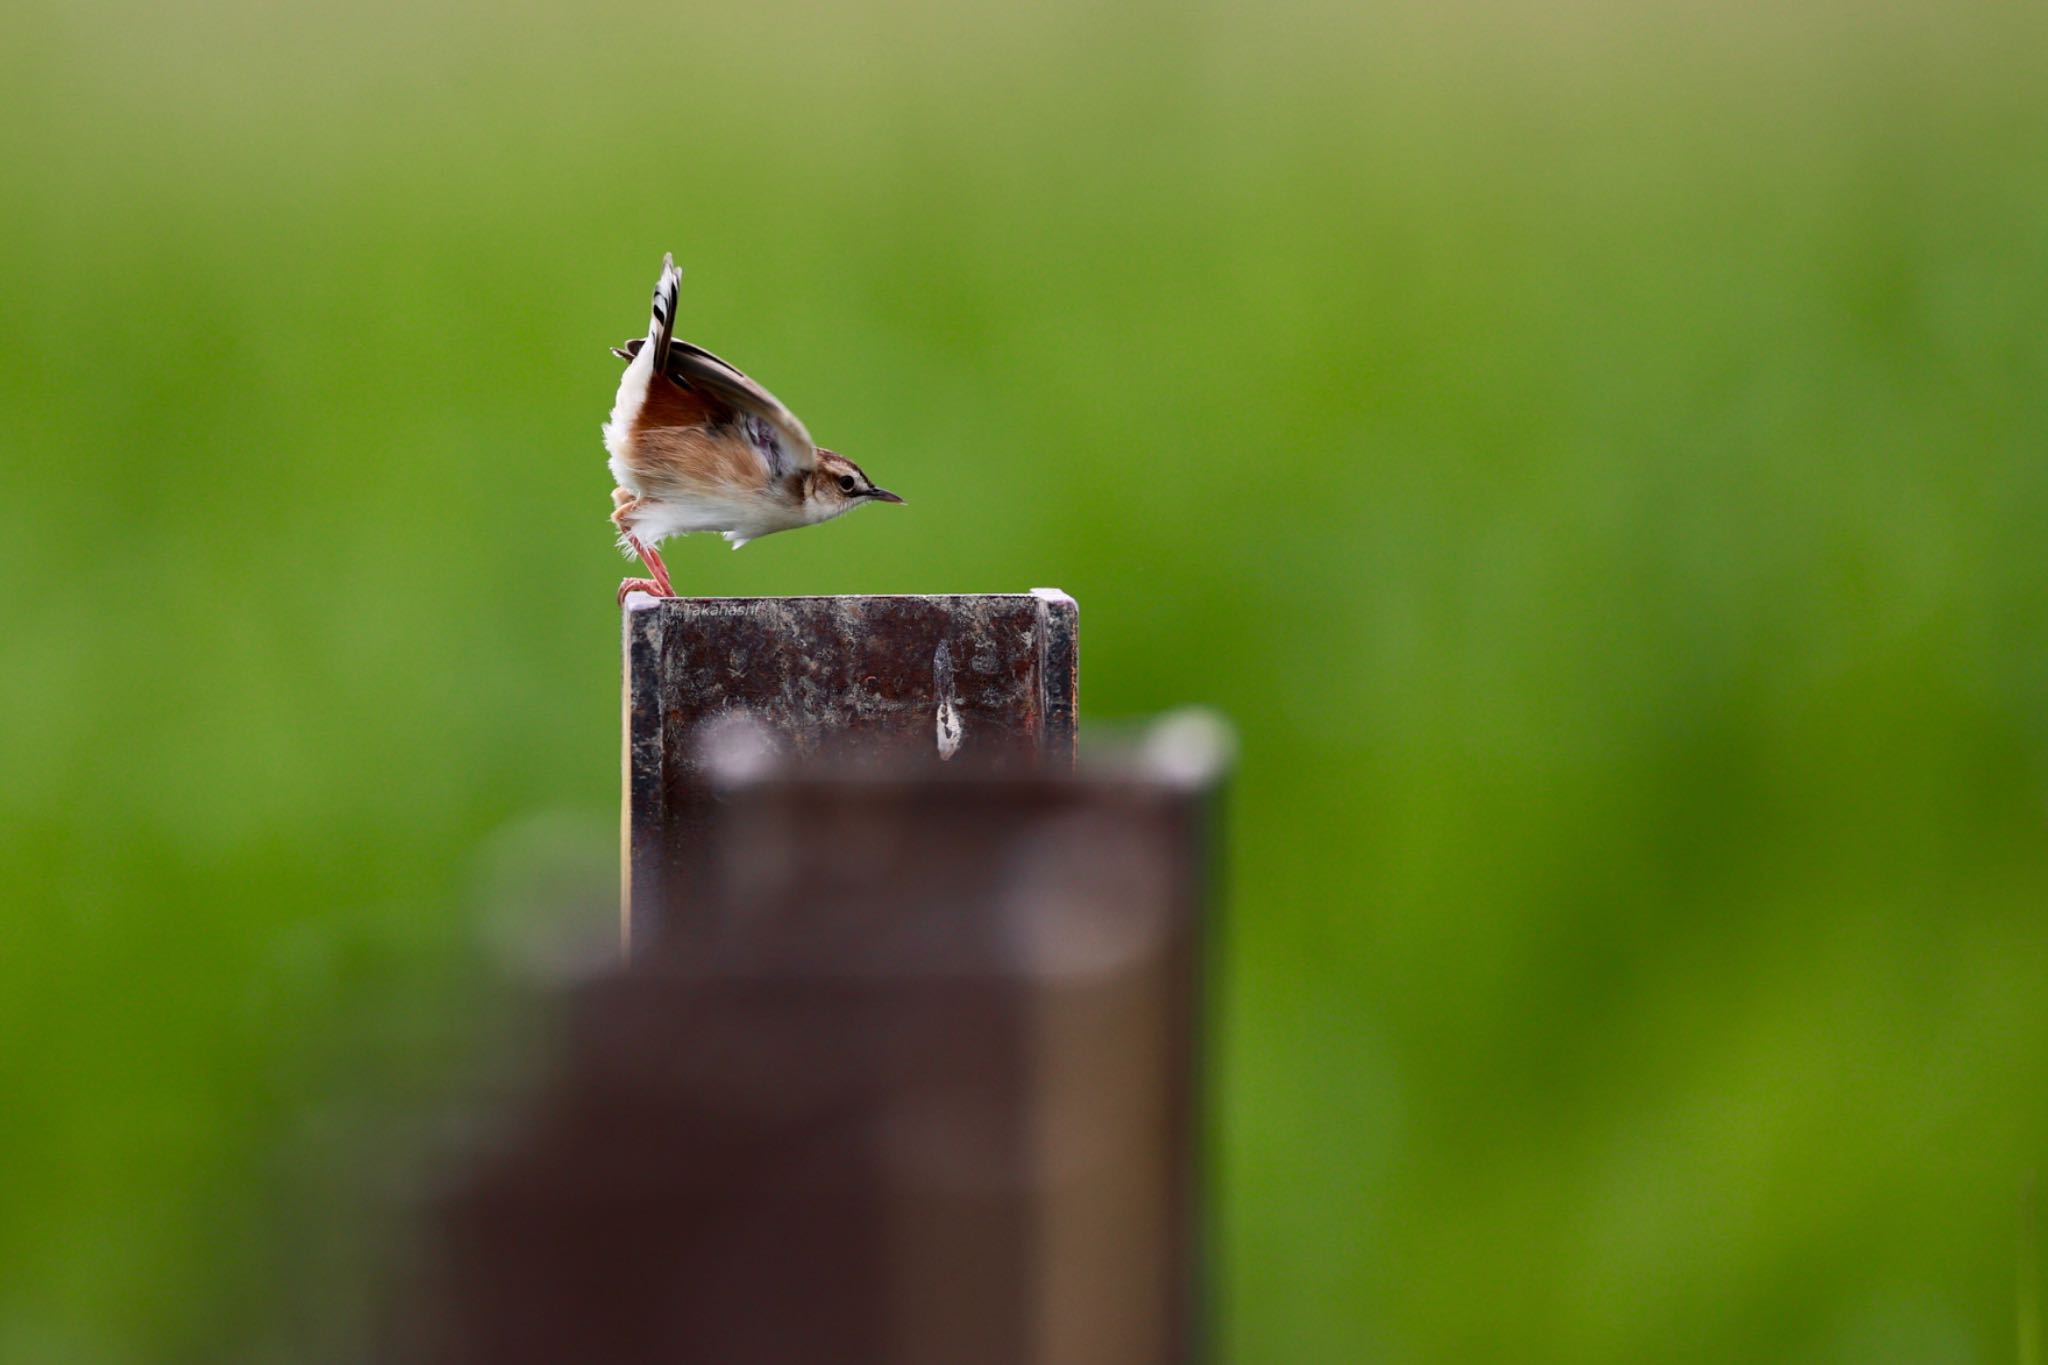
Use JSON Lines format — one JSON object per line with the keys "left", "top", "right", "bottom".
{"left": 806, "top": 449, "right": 904, "bottom": 521}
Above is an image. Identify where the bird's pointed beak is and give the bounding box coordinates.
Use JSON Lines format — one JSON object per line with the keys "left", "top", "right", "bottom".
{"left": 868, "top": 487, "right": 906, "bottom": 505}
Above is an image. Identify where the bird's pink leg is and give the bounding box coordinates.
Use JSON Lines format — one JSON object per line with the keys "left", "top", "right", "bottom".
{"left": 619, "top": 534, "right": 674, "bottom": 604}
{"left": 632, "top": 537, "right": 674, "bottom": 595}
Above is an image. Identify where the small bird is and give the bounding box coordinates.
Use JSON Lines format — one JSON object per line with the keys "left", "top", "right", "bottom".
{"left": 603, "top": 254, "right": 902, "bottom": 602}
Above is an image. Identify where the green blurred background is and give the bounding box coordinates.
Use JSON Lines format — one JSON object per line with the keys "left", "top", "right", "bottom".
{"left": 5, "top": 0, "right": 2048, "bottom": 1358}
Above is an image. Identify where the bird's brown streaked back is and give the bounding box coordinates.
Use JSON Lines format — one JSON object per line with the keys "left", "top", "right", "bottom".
{"left": 635, "top": 366, "right": 727, "bottom": 432}
{"left": 612, "top": 335, "right": 814, "bottom": 475}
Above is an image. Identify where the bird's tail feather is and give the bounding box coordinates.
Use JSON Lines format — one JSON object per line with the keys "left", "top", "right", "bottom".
{"left": 646, "top": 253, "right": 680, "bottom": 371}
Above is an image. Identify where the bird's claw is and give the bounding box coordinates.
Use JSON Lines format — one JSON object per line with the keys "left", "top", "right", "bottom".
{"left": 618, "top": 578, "right": 673, "bottom": 606}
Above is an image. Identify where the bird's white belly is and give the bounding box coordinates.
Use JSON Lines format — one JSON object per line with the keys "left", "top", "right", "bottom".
{"left": 626, "top": 488, "right": 809, "bottom": 548}
{"left": 603, "top": 345, "right": 655, "bottom": 493}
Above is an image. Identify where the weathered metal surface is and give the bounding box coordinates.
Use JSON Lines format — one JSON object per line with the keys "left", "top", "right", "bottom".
{"left": 409, "top": 727, "right": 1225, "bottom": 1365}
{"left": 622, "top": 590, "right": 1079, "bottom": 949}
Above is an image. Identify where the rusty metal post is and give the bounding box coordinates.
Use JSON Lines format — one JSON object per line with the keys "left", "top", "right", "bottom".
{"left": 622, "top": 590, "right": 1079, "bottom": 950}
{"left": 392, "top": 593, "right": 1230, "bottom": 1363}
{"left": 413, "top": 718, "right": 1226, "bottom": 1365}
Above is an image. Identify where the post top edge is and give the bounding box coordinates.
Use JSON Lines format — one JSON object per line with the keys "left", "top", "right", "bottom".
{"left": 621, "top": 590, "right": 1075, "bottom": 610}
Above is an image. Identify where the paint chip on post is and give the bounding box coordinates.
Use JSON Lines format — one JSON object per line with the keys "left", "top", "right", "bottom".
{"left": 934, "top": 641, "right": 964, "bottom": 759}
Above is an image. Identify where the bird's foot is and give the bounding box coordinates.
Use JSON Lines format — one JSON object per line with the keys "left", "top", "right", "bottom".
{"left": 622, "top": 534, "right": 674, "bottom": 598}
{"left": 618, "top": 578, "right": 674, "bottom": 606}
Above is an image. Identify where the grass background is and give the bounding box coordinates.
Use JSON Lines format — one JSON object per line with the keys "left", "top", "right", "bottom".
{"left": 5, "top": 0, "right": 2048, "bottom": 1358}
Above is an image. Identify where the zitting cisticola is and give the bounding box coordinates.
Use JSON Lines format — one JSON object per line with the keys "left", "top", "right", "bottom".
{"left": 603, "top": 254, "right": 902, "bottom": 603}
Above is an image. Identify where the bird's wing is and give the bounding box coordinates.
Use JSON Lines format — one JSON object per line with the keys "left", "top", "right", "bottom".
{"left": 612, "top": 336, "right": 816, "bottom": 478}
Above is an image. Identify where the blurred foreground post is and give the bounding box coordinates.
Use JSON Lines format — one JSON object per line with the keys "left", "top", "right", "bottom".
{"left": 415, "top": 713, "right": 1227, "bottom": 1365}
{"left": 623, "top": 591, "right": 1079, "bottom": 949}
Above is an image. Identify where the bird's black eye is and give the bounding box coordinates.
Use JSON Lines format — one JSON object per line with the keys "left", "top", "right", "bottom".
{"left": 838, "top": 474, "right": 857, "bottom": 493}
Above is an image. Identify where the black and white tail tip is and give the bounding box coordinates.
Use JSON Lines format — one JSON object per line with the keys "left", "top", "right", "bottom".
{"left": 647, "top": 252, "right": 680, "bottom": 370}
